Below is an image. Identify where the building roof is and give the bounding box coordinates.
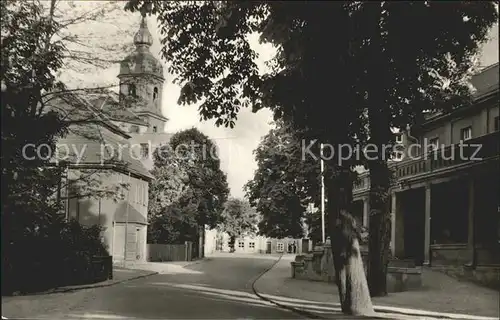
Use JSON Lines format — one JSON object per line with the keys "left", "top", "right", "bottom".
{"left": 423, "top": 62, "right": 499, "bottom": 121}
{"left": 470, "top": 62, "right": 499, "bottom": 100}
{"left": 48, "top": 90, "right": 153, "bottom": 181}
{"left": 57, "top": 125, "right": 154, "bottom": 181}
{"left": 85, "top": 91, "right": 149, "bottom": 126}
{"left": 48, "top": 90, "right": 130, "bottom": 138}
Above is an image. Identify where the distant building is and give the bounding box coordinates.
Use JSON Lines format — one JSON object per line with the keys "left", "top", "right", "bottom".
{"left": 204, "top": 229, "right": 312, "bottom": 255}
{"left": 352, "top": 63, "right": 499, "bottom": 284}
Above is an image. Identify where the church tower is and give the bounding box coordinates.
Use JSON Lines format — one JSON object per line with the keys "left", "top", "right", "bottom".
{"left": 118, "top": 13, "right": 168, "bottom": 135}
{"left": 117, "top": 13, "right": 170, "bottom": 171}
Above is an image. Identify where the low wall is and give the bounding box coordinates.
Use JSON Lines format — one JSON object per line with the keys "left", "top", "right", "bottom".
{"left": 430, "top": 244, "right": 470, "bottom": 266}
{"left": 469, "top": 265, "right": 500, "bottom": 290}
{"left": 147, "top": 242, "right": 193, "bottom": 262}
{"left": 291, "top": 244, "right": 422, "bottom": 292}
{"left": 430, "top": 243, "right": 500, "bottom": 289}
{"left": 432, "top": 264, "right": 500, "bottom": 290}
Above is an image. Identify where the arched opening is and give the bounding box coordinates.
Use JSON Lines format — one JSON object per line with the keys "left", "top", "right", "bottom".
{"left": 153, "top": 126, "right": 157, "bottom": 133}
{"left": 153, "top": 87, "right": 158, "bottom": 101}
{"left": 128, "top": 84, "right": 136, "bottom": 97}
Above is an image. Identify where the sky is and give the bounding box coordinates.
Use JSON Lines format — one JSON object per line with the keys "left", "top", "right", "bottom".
{"left": 59, "top": 2, "right": 499, "bottom": 199}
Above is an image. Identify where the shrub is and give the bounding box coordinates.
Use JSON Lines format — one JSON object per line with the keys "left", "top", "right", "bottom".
{"left": 1, "top": 216, "right": 109, "bottom": 295}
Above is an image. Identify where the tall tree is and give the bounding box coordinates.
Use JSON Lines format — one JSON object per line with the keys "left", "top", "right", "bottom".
{"left": 218, "top": 198, "right": 259, "bottom": 251}
{"left": 125, "top": 1, "right": 498, "bottom": 315}
{"left": 245, "top": 120, "right": 321, "bottom": 239}
{"left": 149, "top": 128, "right": 230, "bottom": 244}
{"left": 147, "top": 154, "right": 194, "bottom": 244}
{"left": 1, "top": 0, "right": 121, "bottom": 293}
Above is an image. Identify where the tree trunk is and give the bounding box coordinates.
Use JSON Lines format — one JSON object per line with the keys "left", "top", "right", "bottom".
{"left": 229, "top": 235, "right": 236, "bottom": 252}
{"left": 326, "top": 169, "right": 375, "bottom": 316}
{"left": 367, "top": 160, "right": 391, "bottom": 297}
{"left": 365, "top": 1, "right": 392, "bottom": 297}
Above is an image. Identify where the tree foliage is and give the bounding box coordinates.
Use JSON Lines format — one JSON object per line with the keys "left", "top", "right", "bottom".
{"left": 2, "top": 0, "right": 68, "bottom": 252}
{"left": 219, "top": 198, "right": 259, "bottom": 240}
{"left": 245, "top": 120, "right": 324, "bottom": 239}
{"left": 148, "top": 128, "right": 230, "bottom": 244}
{"left": 1, "top": 0, "right": 129, "bottom": 294}
{"left": 126, "top": 0, "right": 498, "bottom": 314}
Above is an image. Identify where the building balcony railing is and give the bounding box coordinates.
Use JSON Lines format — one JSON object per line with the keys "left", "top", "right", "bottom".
{"left": 353, "top": 131, "right": 499, "bottom": 193}
{"left": 395, "top": 130, "right": 498, "bottom": 180}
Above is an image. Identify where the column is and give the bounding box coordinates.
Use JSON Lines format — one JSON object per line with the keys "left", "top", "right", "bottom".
{"left": 424, "top": 183, "right": 432, "bottom": 265}
{"left": 391, "top": 192, "right": 404, "bottom": 257}
{"left": 363, "top": 197, "right": 370, "bottom": 228}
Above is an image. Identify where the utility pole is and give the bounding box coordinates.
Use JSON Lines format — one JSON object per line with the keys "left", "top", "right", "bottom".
{"left": 123, "top": 172, "right": 131, "bottom": 267}
{"left": 320, "top": 143, "right": 325, "bottom": 244}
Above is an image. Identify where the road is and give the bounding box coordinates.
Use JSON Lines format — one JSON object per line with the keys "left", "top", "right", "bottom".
{"left": 2, "top": 254, "right": 306, "bottom": 320}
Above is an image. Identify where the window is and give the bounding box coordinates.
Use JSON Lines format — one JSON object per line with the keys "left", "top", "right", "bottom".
{"left": 153, "top": 126, "right": 157, "bottom": 133}
{"left": 391, "top": 151, "right": 404, "bottom": 162}
{"left": 277, "top": 242, "right": 284, "bottom": 252}
{"left": 428, "top": 137, "right": 439, "bottom": 152}
{"left": 494, "top": 116, "right": 499, "bottom": 132}
{"left": 238, "top": 241, "right": 245, "bottom": 248}
{"left": 395, "top": 134, "right": 403, "bottom": 144}
{"left": 130, "top": 125, "right": 140, "bottom": 133}
{"left": 460, "top": 126, "right": 472, "bottom": 141}
{"left": 249, "top": 242, "right": 255, "bottom": 249}
{"left": 140, "top": 143, "right": 149, "bottom": 159}
{"left": 153, "top": 87, "right": 158, "bottom": 101}
{"left": 128, "top": 84, "right": 136, "bottom": 97}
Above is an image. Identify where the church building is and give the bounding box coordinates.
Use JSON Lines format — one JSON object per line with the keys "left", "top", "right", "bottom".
{"left": 55, "top": 14, "right": 170, "bottom": 265}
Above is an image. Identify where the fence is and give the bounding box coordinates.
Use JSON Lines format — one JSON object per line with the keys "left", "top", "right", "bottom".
{"left": 147, "top": 242, "right": 193, "bottom": 262}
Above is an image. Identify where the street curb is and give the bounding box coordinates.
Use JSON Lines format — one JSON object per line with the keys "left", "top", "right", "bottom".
{"left": 251, "top": 254, "right": 325, "bottom": 319}
{"left": 38, "top": 271, "right": 159, "bottom": 295}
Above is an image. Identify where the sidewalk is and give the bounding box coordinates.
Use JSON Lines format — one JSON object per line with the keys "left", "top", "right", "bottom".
{"left": 123, "top": 258, "right": 207, "bottom": 274}
{"left": 27, "top": 265, "right": 158, "bottom": 295}
{"left": 254, "top": 255, "right": 499, "bottom": 320}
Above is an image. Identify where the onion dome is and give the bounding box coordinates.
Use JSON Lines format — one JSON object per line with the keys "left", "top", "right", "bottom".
{"left": 119, "top": 15, "right": 164, "bottom": 79}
